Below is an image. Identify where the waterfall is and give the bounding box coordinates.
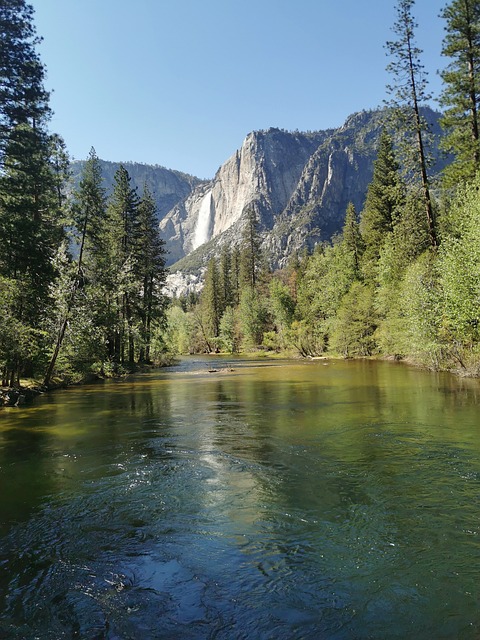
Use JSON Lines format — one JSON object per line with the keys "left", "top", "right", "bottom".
{"left": 192, "top": 191, "right": 214, "bottom": 249}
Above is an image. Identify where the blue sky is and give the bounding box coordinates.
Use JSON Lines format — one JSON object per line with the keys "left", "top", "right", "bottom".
{"left": 30, "top": 0, "right": 447, "bottom": 179}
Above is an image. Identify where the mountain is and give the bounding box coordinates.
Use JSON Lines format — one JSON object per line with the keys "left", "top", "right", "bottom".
{"left": 161, "top": 107, "right": 446, "bottom": 282}
{"left": 71, "top": 108, "right": 446, "bottom": 296}
{"left": 70, "top": 159, "right": 204, "bottom": 220}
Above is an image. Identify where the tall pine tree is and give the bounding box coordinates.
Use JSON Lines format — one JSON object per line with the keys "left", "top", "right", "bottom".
{"left": 136, "top": 184, "right": 167, "bottom": 362}
{"left": 385, "top": 0, "right": 437, "bottom": 248}
{"left": 0, "top": 0, "right": 69, "bottom": 382}
{"left": 106, "top": 165, "right": 141, "bottom": 364}
{"left": 439, "top": 0, "right": 480, "bottom": 185}
{"left": 360, "top": 129, "right": 404, "bottom": 279}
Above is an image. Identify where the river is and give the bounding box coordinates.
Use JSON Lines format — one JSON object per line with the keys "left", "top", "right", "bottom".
{"left": 1, "top": 356, "right": 480, "bottom": 639}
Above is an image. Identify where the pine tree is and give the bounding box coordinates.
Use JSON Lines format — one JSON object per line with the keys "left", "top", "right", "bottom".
{"left": 73, "top": 148, "right": 108, "bottom": 261}
{"left": 199, "top": 257, "right": 221, "bottom": 350}
{"left": 439, "top": 0, "right": 480, "bottom": 185}
{"left": 341, "top": 202, "right": 364, "bottom": 277}
{"left": 360, "top": 129, "right": 404, "bottom": 278}
{"left": 0, "top": 0, "right": 51, "bottom": 159}
{"left": 386, "top": 0, "right": 437, "bottom": 248}
{"left": 136, "top": 183, "right": 167, "bottom": 362}
{"left": 219, "top": 246, "right": 232, "bottom": 311}
{"left": 106, "top": 165, "right": 141, "bottom": 364}
{"left": 231, "top": 245, "right": 241, "bottom": 305}
{"left": 239, "top": 207, "right": 261, "bottom": 289}
{"left": 0, "top": 0, "right": 69, "bottom": 381}
{"left": 43, "top": 149, "right": 106, "bottom": 386}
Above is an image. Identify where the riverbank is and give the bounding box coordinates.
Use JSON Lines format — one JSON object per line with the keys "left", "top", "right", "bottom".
{"left": 0, "top": 355, "right": 179, "bottom": 408}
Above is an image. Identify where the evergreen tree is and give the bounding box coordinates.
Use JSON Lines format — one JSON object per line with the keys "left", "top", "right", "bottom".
{"left": 0, "top": 0, "right": 51, "bottom": 159}
{"left": 136, "top": 183, "right": 167, "bottom": 362}
{"left": 231, "top": 245, "right": 241, "bottom": 305}
{"left": 72, "top": 148, "right": 107, "bottom": 260}
{"left": 360, "top": 129, "right": 404, "bottom": 278}
{"left": 0, "top": 0, "right": 69, "bottom": 381}
{"left": 199, "top": 257, "right": 221, "bottom": 350}
{"left": 43, "top": 149, "right": 106, "bottom": 385}
{"left": 386, "top": 0, "right": 438, "bottom": 248}
{"left": 106, "top": 165, "right": 141, "bottom": 364}
{"left": 341, "top": 202, "right": 364, "bottom": 277}
{"left": 219, "top": 246, "right": 233, "bottom": 310}
{"left": 239, "top": 207, "right": 261, "bottom": 289}
{"left": 439, "top": 0, "right": 480, "bottom": 185}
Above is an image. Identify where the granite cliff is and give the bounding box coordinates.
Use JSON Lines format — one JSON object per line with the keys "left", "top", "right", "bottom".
{"left": 70, "top": 159, "right": 204, "bottom": 220}
{"left": 73, "top": 108, "right": 445, "bottom": 293}
{"left": 162, "top": 107, "right": 445, "bottom": 281}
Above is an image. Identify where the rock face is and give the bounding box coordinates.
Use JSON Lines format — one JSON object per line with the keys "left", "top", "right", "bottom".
{"left": 160, "top": 128, "right": 329, "bottom": 265}
{"left": 160, "top": 107, "right": 445, "bottom": 273}
{"left": 72, "top": 108, "right": 446, "bottom": 285}
{"left": 71, "top": 159, "right": 204, "bottom": 220}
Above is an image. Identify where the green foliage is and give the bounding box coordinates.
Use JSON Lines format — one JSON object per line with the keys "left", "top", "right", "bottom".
{"left": 285, "top": 320, "right": 326, "bottom": 357}
{"left": 199, "top": 257, "right": 221, "bottom": 348}
{"left": 330, "top": 283, "right": 377, "bottom": 357}
{"left": 268, "top": 278, "right": 295, "bottom": 348}
{"left": 239, "top": 208, "right": 262, "bottom": 289}
{"left": 360, "top": 129, "right": 404, "bottom": 279}
{"left": 162, "top": 305, "right": 193, "bottom": 355}
{"left": 219, "top": 306, "right": 239, "bottom": 353}
{"left": 238, "top": 287, "right": 269, "bottom": 350}
{"left": 439, "top": 178, "right": 480, "bottom": 372}
{"left": 439, "top": 0, "right": 480, "bottom": 186}
{"left": 386, "top": 0, "right": 438, "bottom": 248}
{"left": 0, "top": 276, "right": 46, "bottom": 385}
{"left": 0, "top": 1, "right": 69, "bottom": 382}
{"left": 398, "top": 252, "right": 444, "bottom": 369}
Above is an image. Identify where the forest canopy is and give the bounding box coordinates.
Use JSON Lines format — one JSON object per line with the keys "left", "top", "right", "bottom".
{"left": 2, "top": 0, "right": 480, "bottom": 394}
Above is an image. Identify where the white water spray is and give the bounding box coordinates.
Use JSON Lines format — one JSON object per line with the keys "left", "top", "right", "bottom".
{"left": 193, "top": 191, "right": 214, "bottom": 249}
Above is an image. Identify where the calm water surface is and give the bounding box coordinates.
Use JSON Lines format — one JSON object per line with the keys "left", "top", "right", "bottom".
{"left": 1, "top": 357, "right": 480, "bottom": 639}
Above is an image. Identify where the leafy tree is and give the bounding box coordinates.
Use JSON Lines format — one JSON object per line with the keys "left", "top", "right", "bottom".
{"left": 0, "top": 275, "right": 44, "bottom": 386}
{"left": 386, "top": 0, "right": 437, "bottom": 248}
{"left": 219, "top": 306, "right": 238, "bottom": 353}
{"left": 268, "top": 278, "right": 295, "bottom": 348}
{"left": 238, "top": 286, "right": 268, "bottom": 350}
{"left": 399, "top": 252, "right": 444, "bottom": 369}
{"left": 162, "top": 304, "right": 193, "bottom": 355}
{"left": 439, "top": 177, "right": 480, "bottom": 371}
{"left": 439, "top": 0, "right": 480, "bottom": 185}
{"left": 330, "top": 282, "right": 376, "bottom": 357}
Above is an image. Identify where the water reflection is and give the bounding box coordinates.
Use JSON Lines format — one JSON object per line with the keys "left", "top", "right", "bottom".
{"left": 1, "top": 358, "right": 480, "bottom": 638}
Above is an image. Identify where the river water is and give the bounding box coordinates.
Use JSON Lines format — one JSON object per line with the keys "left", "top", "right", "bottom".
{"left": 1, "top": 357, "right": 480, "bottom": 639}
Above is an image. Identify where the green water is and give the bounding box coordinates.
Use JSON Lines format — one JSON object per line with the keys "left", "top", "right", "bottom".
{"left": 1, "top": 356, "right": 480, "bottom": 639}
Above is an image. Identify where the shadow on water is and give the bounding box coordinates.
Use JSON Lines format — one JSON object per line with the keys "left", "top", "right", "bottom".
{"left": 1, "top": 358, "right": 480, "bottom": 638}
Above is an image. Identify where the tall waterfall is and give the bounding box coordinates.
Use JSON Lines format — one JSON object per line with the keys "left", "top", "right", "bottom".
{"left": 192, "top": 191, "right": 214, "bottom": 250}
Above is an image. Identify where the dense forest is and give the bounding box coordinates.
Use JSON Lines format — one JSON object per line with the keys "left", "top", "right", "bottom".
{"left": 2, "top": 0, "right": 480, "bottom": 395}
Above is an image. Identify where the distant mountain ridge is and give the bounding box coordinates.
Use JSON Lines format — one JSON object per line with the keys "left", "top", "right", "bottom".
{"left": 161, "top": 106, "right": 446, "bottom": 280}
{"left": 70, "top": 159, "right": 205, "bottom": 220}
{"left": 72, "top": 107, "right": 446, "bottom": 293}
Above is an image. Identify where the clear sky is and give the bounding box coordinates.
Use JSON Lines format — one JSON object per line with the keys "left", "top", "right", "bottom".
{"left": 30, "top": 0, "right": 448, "bottom": 179}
